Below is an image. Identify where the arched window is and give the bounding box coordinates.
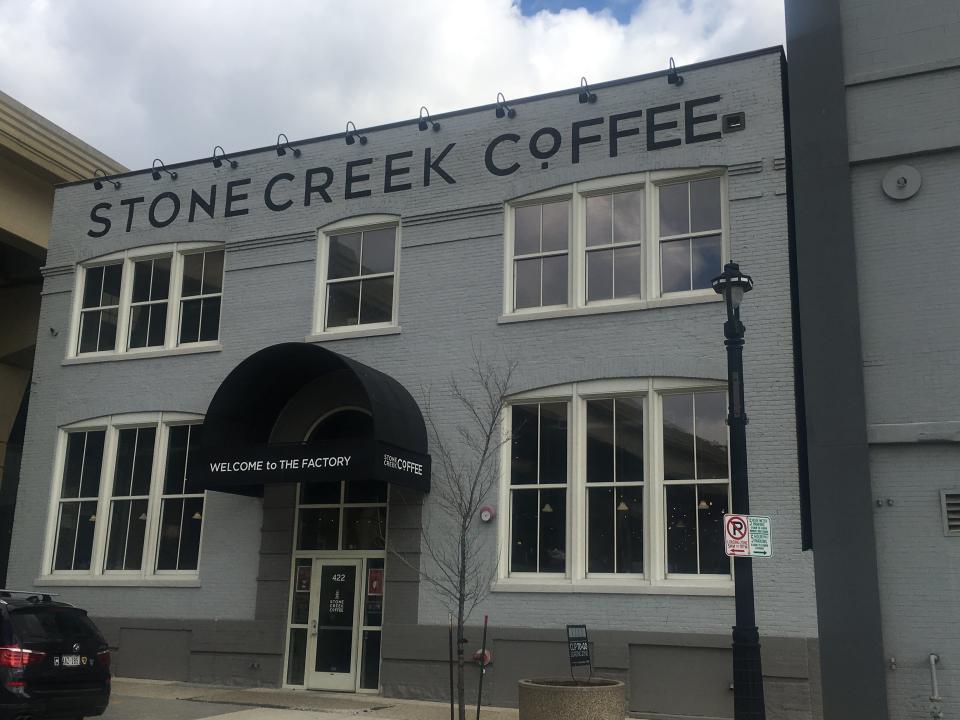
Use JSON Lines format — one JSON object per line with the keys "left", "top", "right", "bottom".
{"left": 498, "top": 378, "right": 732, "bottom": 591}
{"left": 43, "top": 412, "right": 206, "bottom": 581}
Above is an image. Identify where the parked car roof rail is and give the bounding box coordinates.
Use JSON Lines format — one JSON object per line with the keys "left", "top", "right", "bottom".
{"left": 0, "top": 589, "right": 60, "bottom": 603}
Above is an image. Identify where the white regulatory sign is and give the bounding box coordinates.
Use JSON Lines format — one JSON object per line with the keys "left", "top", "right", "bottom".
{"left": 724, "top": 514, "right": 772, "bottom": 558}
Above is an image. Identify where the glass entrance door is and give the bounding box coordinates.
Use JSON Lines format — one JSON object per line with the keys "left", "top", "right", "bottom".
{"left": 306, "top": 559, "right": 362, "bottom": 691}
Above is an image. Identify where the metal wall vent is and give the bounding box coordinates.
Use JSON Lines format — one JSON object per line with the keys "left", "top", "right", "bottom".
{"left": 942, "top": 491, "right": 960, "bottom": 536}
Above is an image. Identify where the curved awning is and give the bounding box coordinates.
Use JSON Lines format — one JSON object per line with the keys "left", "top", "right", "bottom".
{"left": 198, "top": 343, "right": 430, "bottom": 495}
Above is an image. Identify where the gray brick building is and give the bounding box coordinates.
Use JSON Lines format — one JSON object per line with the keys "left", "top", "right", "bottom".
{"left": 786, "top": 2, "right": 960, "bottom": 719}
{"left": 8, "top": 47, "right": 821, "bottom": 718}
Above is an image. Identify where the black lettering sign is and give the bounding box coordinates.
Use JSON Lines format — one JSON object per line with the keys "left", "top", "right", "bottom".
{"left": 304, "top": 167, "right": 334, "bottom": 206}
{"left": 189, "top": 186, "right": 217, "bottom": 222}
{"left": 83, "top": 95, "right": 735, "bottom": 238}
{"left": 224, "top": 178, "right": 251, "bottom": 217}
{"left": 529, "top": 127, "right": 561, "bottom": 169}
{"left": 647, "top": 103, "right": 682, "bottom": 150}
{"left": 148, "top": 191, "right": 180, "bottom": 228}
{"left": 345, "top": 158, "right": 373, "bottom": 199}
{"left": 572, "top": 117, "right": 603, "bottom": 164}
{"left": 120, "top": 196, "right": 144, "bottom": 233}
{"left": 424, "top": 143, "right": 457, "bottom": 186}
{"left": 685, "top": 95, "right": 722, "bottom": 144}
{"left": 87, "top": 202, "right": 112, "bottom": 238}
{"left": 485, "top": 133, "right": 520, "bottom": 176}
{"left": 264, "top": 173, "right": 294, "bottom": 211}
{"left": 384, "top": 151, "right": 413, "bottom": 193}
{"left": 609, "top": 110, "right": 643, "bottom": 158}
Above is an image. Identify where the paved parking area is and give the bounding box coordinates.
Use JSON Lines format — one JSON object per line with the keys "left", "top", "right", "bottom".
{"left": 102, "top": 678, "right": 520, "bottom": 720}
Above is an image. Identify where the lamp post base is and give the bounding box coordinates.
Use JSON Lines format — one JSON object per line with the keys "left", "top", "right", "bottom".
{"left": 732, "top": 625, "right": 766, "bottom": 719}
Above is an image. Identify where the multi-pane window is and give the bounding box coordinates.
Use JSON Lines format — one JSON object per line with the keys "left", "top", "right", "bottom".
{"left": 178, "top": 250, "right": 224, "bottom": 344}
{"left": 296, "top": 481, "right": 389, "bottom": 551}
{"left": 53, "top": 430, "right": 105, "bottom": 571}
{"left": 509, "top": 402, "right": 568, "bottom": 573}
{"left": 321, "top": 225, "right": 398, "bottom": 330}
{"left": 47, "top": 414, "right": 206, "bottom": 580}
{"left": 585, "top": 190, "right": 643, "bottom": 302}
{"left": 105, "top": 427, "right": 155, "bottom": 570}
{"left": 662, "top": 391, "right": 730, "bottom": 576}
{"left": 157, "top": 424, "right": 205, "bottom": 571}
{"left": 71, "top": 244, "right": 224, "bottom": 357}
{"left": 505, "top": 171, "right": 725, "bottom": 315}
{"left": 128, "top": 258, "right": 171, "bottom": 349}
{"left": 658, "top": 177, "right": 723, "bottom": 294}
{"left": 78, "top": 264, "right": 122, "bottom": 353}
{"left": 500, "top": 382, "right": 730, "bottom": 587}
{"left": 513, "top": 201, "right": 570, "bottom": 310}
{"left": 296, "top": 409, "right": 388, "bottom": 551}
{"left": 586, "top": 397, "right": 645, "bottom": 575}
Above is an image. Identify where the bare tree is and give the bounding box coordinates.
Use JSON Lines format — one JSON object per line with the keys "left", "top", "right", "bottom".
{"left": 402, "top": 347, "right": 516, "bottom": 720}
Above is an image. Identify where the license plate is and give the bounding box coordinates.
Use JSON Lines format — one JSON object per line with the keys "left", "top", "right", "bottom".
{"left": 61, "top": 655, "right": 81, "bottom": 667}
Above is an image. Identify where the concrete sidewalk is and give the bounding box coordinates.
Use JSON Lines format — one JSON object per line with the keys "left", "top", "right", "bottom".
{"left": 106, "top": 677, "right": 521, "bottom": 720}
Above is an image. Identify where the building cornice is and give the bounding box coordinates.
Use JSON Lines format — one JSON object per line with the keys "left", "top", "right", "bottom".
{"left": 0, "top": 89, "right": 126, "bottom": 182}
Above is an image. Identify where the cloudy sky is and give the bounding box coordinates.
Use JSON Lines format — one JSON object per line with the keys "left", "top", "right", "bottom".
{"left": 0, "top": 0, "right": 784, "bottom": 172}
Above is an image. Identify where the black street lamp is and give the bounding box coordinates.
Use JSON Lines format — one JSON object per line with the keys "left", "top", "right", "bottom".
{"left": 711, "top": 261, "right": 766, "bottom": 720}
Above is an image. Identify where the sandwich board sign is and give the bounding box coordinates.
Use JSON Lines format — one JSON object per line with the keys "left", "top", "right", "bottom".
{"left": 566, "top": 624, "right": 591, "bottom": 669}
{"left": 724, "top": 514, "right": 772, "bottom": 558}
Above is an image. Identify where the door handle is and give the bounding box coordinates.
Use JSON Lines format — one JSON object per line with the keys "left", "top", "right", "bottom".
{"left": 310, "top": 619, "right": 317, "bottom": 637}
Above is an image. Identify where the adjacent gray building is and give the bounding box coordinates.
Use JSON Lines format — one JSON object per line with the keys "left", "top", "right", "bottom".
{"left": 8, "top": 47, "right": 822, "bottom": 719}
{"left": 786, "top": 2, "right": 960, "bottom": 719}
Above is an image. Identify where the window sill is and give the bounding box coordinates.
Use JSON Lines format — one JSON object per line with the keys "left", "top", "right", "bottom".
{"left": 35, "top": 575, "right": 201, "bottom": 588}
{"left": 63, "top": 342, "right": 222, "bottom": 365}
{"left": 305, "top": 325, "right": 401, "bottom": 343}
{"left": 498, "top": 293, "right": 721, "bottom": 324}
{"left": 491, "top": 577, "right": 734, "bottom": 596}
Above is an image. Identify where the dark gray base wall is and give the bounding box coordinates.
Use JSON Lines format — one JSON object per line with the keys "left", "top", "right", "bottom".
{"left": 380, "top": 625, "right": 823, "bottom": 720}
{"left": 93, "top": 617, "right": 285, "bottom": 687}
{"left": 92, "top": 617, "right": 820, "bottom": 719}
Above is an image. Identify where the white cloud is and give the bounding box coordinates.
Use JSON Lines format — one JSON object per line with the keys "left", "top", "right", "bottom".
{"left": 0, "top": 0, "right": 784, "bottom": 170}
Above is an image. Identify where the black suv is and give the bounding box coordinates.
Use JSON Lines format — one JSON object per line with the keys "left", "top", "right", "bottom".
{"left": 0, "top": 591, "right": 110, "bottom": 720}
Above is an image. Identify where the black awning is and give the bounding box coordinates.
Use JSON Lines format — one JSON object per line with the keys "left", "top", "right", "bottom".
{"left": 199, "top": 343, "right": 430, "bottom": 495}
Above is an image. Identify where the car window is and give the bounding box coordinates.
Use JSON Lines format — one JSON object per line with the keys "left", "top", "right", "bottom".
{"left": 1, "top": 614, "right": 13, "bottom": 645}
{"left": 9, "top": 608, "right": 102, "bottom": 643}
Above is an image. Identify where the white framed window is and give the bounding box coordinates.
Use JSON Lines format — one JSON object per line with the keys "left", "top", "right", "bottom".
{"left": 508, "top": 402, "right": 569, "bottom": 574}
{"left": 497, "top": 378, "right": 732, "bottom": 593}
{"left": 42, "top": 412, "right": 206, "bottom": 583}
{"left": 68, "top": 243, "right": 224, "bottom": 359}
{"left": 657, "top": 177, "right": 723, "bottom": 294}
{"left": 512, "top": 199, "right": 570, "bottom": 310}
{"left": 502, "top": 170, "right": 727, "bottom": 318}
{"left": 313, "top": 216, "right": 401, "bottom": 338}
{"left": 585, "top": 188, "right": 644, "bottom": 303}
{"left": 177, "top": 249, "right": 225, "bottom": 345}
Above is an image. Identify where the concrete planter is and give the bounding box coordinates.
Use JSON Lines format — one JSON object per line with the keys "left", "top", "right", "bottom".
{"left": 518, "top": 678, "right": 625, "bottom": 720}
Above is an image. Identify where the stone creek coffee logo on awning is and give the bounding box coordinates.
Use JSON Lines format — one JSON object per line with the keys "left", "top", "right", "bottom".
{"left": 383, "top": 453, "right": 423, "bottom": 476}
{"left": 201, "top": 438, "right": 431, "bottom": 491}
{"left": 87, "top": 96, "right": 730, "bottom": 238}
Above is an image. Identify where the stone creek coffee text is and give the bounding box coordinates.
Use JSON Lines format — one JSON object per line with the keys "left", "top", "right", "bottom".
{"left": 87, "top": 96, "right": 727, "bottom": 238}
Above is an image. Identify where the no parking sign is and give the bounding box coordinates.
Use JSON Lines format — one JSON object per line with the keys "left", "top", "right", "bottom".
{"left": 724, "top": 514, "right": 772, "bottom": 557}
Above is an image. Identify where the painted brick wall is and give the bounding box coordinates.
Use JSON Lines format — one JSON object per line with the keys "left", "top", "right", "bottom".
{"left": 852, "top": 148, "right": 960, "bottom": 720}
{"left": 7, "top": 49, "right": 818, "bottom": 648}
{"left": 870, "top": 445, "right": 960, "bottom": 720}
{"left": 840, "top": 0, "right": 960, "bottom": 81}
{"left": 839, "top": 1, "right": 960, "bottom": 715}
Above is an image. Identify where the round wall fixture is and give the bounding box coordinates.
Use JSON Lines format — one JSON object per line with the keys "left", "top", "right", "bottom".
{"left": 882, "top": 165, "right": 921, "bottom": 201}
{"left": 479, "top": 506, "right": 496, "bottom": 523}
